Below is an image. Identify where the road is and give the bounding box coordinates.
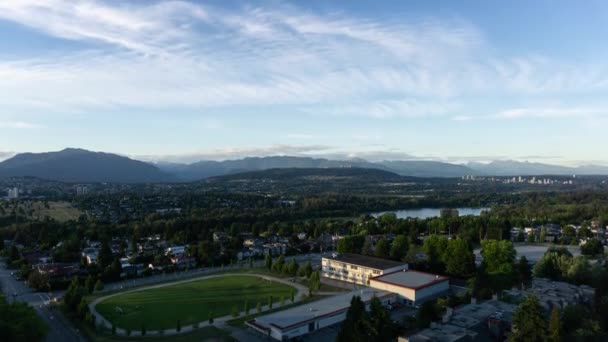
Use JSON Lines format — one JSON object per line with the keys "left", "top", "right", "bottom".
{"left": 0, "top": 262, "right": 85, "bottom": 342}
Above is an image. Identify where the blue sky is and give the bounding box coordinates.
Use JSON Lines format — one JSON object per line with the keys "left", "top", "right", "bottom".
{"left": 1, "top": 0, "right": 608, "bottom": 164}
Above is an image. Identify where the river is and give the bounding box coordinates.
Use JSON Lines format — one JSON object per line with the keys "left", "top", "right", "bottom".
{"left": 372, "top": 207, "right": 489, "bottom": 219}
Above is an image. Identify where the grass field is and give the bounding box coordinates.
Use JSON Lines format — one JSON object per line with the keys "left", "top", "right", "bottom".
{"left": 95, "top": 275, "right": 295, "bottom": 330}
{"left": 0, "top": 200, "right": 82, "bottom": 222}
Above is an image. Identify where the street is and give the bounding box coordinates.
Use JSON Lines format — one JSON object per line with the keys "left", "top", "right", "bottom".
{"left": 0, "top": 262, "right": 85, "bottom": 342}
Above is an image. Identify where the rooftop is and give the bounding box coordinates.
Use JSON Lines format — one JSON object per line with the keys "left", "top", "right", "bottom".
{"left": 403, "top": 323, "right": 478, "bottom": 342}
{"left": 251, "top": 288, "right": 393, "bottom": 331}
{"left": 324, "top": 253, "right": 407, "bottom": 271}
{"left": 371, "top": 270, "right": 449, "bottom": 290}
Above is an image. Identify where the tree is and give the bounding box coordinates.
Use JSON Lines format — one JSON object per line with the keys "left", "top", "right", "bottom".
{"left": 176, "top": 319, "right": 181, "bottom": 332}
{"left": 64, "top": 277, "right": 85, "bottom": 312}
{"left": 389, "top": 235, "right": 408, "bottom": 261}
{"left": 290, "top": 289, "right": 295, "bottom": 303}
{"left": 268, "top": 296, "right": 273, "bottom": 309}
{"left": 510, "top": 296, "right": 546, "bottom": 342}
{"left": 581, "top": 238, "right": 603, "bottom": 256}
{"left": 84, "top": 275, "right": 94, "bottom": 294}
{"left": 361, "top": 239, "right": 373, "bottom": 256}
{"left": 548, "top": 307, "right": 561, "bottom": 342}
{"left": 0, "top": 294, "right": 48, "bottom": 341}
{"left": 337, "top": 235, "right": 365, "bottom": 254}
{"left": 265, "top": 254, "right": 272, "bottom": 270}
{"left": 256, "top": 302, "right": 262, "bottom": 313}
{"left": 416, "top": 300, "right": 441, "bottom": 328}
{"left": 287, "top": 258, "right": 299, "bottom": 277}
{"left": 141, "top": 324, "right": 146, "bottom": 336}
{"left": 480, "top": 240, "right": 516, "bottom": 274}
{"left": 302, "top": 261, "right": 313, "bottom": 278}
{"left": 368, "top": 296, "right": 396, "bottom": 342}
{"left": 98, "top": 239, "right": 113, "bottom": 269}
{"left": 248, "top": 258, "right": 253, "bottom": 269}
{"left": 94, "top": 279, "right": 104, "bottom": 292}
{"left": 423, "top": 235, "right": 448, "bottom": 273}
{"left": 231, "top": 305, "right": 239, "bottom": 317}
{"left": 374, "top": 238, "right": 390, "bottom": 259}
{"left": 337, "top": 296, "right": 369, "bottom": 342}
{"left": 309, "top": 271, "right": 321, "bottom": 292}
{"left": 28, "top": 270, "right": 50, "bottom": 291}
{"left": 208, "top": 311, "right": 214, "bottom": 324}
{"left": 444, "top": 238, "right": 475, "bottom": 278}
{"left": 516, "top": 256, "right": 532, "bottom": 286}
{"left": 540, "top": 227, "right": 547, "bottom": 243}
{"left": 244, "top": 300, "right": 249, "bottom": 315}
{"left": 272, "top": 256, "right": 285, "bottom": 273}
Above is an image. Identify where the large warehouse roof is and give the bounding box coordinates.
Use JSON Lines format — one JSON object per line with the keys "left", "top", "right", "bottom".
{"left": 325, "top": 253, "right": 407, "bottom": 270}
{"left": 250, "top": 289, "right": 393, "bottom": 331}
{"left": 371, "top": 270, "right": 449, "bottom": 290}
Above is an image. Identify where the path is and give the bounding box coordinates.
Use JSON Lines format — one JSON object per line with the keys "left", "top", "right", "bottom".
{"left": 89, "top": 273, "right": 308, "bottom": 337}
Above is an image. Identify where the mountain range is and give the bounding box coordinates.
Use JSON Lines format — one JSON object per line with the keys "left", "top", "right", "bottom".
{"left": 1, "top": 148, "right": 607, "bottom": 183}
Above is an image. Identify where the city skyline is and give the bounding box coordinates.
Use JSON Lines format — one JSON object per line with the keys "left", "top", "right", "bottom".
{"left": 2, "top": 1, "right": 608, "bottom": 165}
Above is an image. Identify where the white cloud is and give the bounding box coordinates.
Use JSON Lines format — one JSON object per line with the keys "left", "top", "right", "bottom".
{"left": 0, "top": 151, "right": 15, "bottom": 161}
{"left": 0, "top": 121, "right": 41, "bottom": 129}
{"left": 0, "top": 0, "right": 607, "bottom": 121}
{"left": 495, "top": 106, "right": 608, "bottom": 119}
{"left": 137, "top": 144, "right": 332, "bottom": 163}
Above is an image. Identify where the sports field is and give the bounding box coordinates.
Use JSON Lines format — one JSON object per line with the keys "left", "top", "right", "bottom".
{"left": 95, "top": 275, "right": 295, "bottom": 330}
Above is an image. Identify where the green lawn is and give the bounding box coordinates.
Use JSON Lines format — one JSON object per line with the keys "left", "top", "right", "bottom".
{"left": 95, "top": 276, "right": 295, "bottom": 330}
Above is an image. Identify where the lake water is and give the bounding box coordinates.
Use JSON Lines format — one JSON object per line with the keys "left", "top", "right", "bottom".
{"left": 372, "top": 207, "right": 489, "bottom": 219}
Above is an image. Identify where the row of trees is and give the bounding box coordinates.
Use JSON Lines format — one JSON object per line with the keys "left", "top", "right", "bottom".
{"left": 510, "top": 295, "right": 607, "bottom": 341}
{"left": 533, "top": 247, "right": 601, "bottom": 285}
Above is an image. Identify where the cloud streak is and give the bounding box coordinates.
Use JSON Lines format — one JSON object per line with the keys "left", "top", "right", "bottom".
{"left": 0, "top": 0, "right": 607, "bottom": 121}
{"left": 136, "top": 144, "right": 332, "bottom": 163}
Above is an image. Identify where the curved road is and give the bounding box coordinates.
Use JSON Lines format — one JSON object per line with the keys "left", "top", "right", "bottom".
{"left": 89, "top": 273, "right": 308, "bottom": 337}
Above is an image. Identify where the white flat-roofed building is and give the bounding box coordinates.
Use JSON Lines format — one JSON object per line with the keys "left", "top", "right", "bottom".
{"left": 247, "top": 289, "right": 396, "bottom": 341}
{"left": 322, "top": 253, "right": 408, "bottom": 286}
{"left": 369, "top": 269, "right": 450, "bottom": 306}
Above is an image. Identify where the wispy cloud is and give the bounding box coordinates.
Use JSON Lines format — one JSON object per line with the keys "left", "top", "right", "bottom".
{"left": 0, "top": 0, "right": 606, "bottom": 120}
{"left": 0, "top": 151, "right": 15, "bottom": 161}
{"left": 136, "top": 144, "right": 332, "bottom": 163}
{"left": 495, "top": 106, "right": 608, "bottom": 119}
{"left": 0, "top": 121, "right": 42, "bottom": 129}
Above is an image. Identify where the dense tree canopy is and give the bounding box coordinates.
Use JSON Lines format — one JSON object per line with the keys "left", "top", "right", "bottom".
{"left": 0, "top": 295, "right": 48, "bottom": 342}
{"left": 510, "top": 296, "right": 546, "bottom": 342}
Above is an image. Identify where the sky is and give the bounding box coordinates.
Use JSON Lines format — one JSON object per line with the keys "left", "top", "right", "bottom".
{"left": 1, "top": 0, "right": 608, "bottom": 165}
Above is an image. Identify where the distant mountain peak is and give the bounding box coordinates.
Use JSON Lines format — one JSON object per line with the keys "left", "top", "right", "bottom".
{"left": 0, "top": 149, "right": 174, "bottom": 183}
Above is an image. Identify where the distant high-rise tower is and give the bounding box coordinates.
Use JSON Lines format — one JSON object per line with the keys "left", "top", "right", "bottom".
{"left": 7, "top": 187, "right": 19, "bottom": 199}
